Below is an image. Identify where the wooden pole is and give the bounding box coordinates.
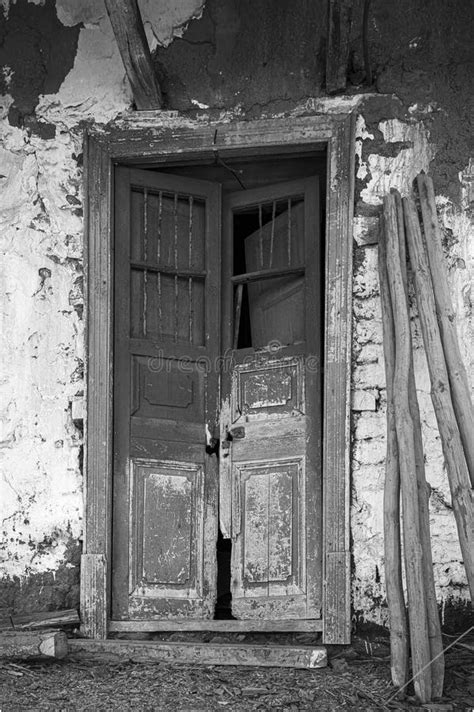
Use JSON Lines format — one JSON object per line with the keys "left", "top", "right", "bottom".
{"left": 104, "top": 0, "right": 163, "bottom": 110}
{"left": 379, "top": 210, "right": 408, "bottom": 689}
{"left": 416, "top": 174, "right": 474, "bottom": 488}
{"left": 394, "top": 191, "right": 444, "bottom": 698}
{"left": 384, "top": 193, "right": 432, "bottom": 703}
{"left": 403, "top": 196, "right": 474, "bottom": 602}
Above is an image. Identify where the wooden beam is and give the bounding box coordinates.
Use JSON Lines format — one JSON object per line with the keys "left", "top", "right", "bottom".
{"left": 416, "top": 174, "right": 474, "bottom": 488}
{"left": 104, "top": 0, "right": 163, "bottom": 110}
{"left": 403, "top": 196, "right": 474, "bottom": 602}
{"left": 326, "top": 0, "right": 353, "bottom": 94}
{"left": 0, "top": 630, "right": 68, "bottom": 659}
{"left": 69, "top": 639, "right": 327, "bottom": 668}
{"left": 384, "top": 193, "right": 431, "bottom": 703}
{"left": 0, "top": 609, "right": 79, "bottom": 631}
{"left": 394, "top": 190, "right": 444, "bottom": 699}
{"left": 109, "top": 619, "right": 323, "bottom": 633}
{"left": 378, "top": 210, "right": 408, "bottom": 690}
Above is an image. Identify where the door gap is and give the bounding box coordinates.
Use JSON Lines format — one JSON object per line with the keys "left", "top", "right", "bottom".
{"left": 214, "top": 529, "right": 236, "bottom": 620}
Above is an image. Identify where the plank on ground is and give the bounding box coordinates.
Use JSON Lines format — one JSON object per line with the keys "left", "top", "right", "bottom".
{"left": 0, "top": 630, "right": 68, "bottom": 659}
{"left": 0, "top": 609, "right": 79, "bottom": 631}
{"left": 69, "top": 639, "right": 327, "bottom": 669}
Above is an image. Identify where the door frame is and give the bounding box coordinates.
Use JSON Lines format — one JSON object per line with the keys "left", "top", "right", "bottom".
{"left": 81, "top": 113, "right": 356, "bottom": 644}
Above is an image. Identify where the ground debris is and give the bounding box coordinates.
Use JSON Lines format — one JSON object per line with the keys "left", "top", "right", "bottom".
{"left": 0, "top": 631, "right": 472, "bottom": 711}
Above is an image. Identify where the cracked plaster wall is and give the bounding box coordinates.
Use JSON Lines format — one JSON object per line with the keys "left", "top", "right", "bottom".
{"left": 0, "top": 0, "right": 473, "bottom": 623}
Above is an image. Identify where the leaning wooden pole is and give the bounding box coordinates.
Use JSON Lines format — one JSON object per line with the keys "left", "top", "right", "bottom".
{"left": 394, "top": 190, "right": 444, "bottom": 698}
{"left": 379, "top": 208, "right": 408, "bottom": 689}
{"left": 416, "top": 174, "right": 474, "bottom": 488}
{"left": 404, "top": 197, "right": 474, "bottom": 602}
{"left": 104, "top": 0, "right": 163, "bottom": 110}
{"left": 384, "top": 193, "right": 432, "bottom": 703}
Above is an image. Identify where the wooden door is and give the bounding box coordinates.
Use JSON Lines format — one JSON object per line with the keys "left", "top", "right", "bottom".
{"left": 112, "top": 167, "right": 221, "bottom": 620}
{"left": 220, "top": 178, "right": 322, "bottom": 621}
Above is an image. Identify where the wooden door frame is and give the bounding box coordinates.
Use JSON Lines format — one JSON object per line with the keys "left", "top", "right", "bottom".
{"left": 81, "top": 113, "right": 356, "bottom": 644}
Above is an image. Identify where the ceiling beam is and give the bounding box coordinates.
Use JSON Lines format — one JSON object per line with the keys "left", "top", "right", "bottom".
{"left": 104, "top": 0, "right": 163, "bottom": 110}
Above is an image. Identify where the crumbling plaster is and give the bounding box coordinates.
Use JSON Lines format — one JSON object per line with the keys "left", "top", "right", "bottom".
{"left": 1, "top": 0, "right": 473, "bottom": 622}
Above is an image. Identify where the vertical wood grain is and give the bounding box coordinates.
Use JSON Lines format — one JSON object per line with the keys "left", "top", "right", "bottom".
{"left": 82, "top": 134, "right": 113, "bottom": 638}
{"left": 322, "top": 114, "right": 355, "bottom": 644}
{"left": 416, "top": 174, "right": 474, "bottom": 487}
{"left": 385, "top": 193, "right": 431, "bottom": 703}
{"left": 404, "top": 196, "right": 474, "bottom": 602}
{"left": 378, "top": 208, "right": 408, "bottom": 689}
{"left": 104, "top": 0, "right": 162, "bottom": 110}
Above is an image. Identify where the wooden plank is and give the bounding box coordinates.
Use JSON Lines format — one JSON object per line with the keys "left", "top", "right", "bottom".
{"left": 326, "top": 0, "right": 353, "bottom": 94}
{"left": 378, "top": 199, "right": 408, "bottom": 689}
{"left": 322, "top": 114, "right": 355, "bottom": 645}
{"left": 416, "top": 174, "right": 474, "bottom": 487}
{"left": 109, "top": 619, "right": 323, "bottom": 633}
{"left": 104, "top": 0, "right": 162, "bottom": 110}
{"left": 394, "top": 190, "right": 444, "bottom": 698}
{"left": 0, "top": 630, "right": 68, "bottom": 659}
{"left": 82, "top": 133, "right": 113, "bottom": 640}
{"left": 323, "top": 551, "right": 350, "bottom": 645}
{"left": 385, "top": 193, "right": 431, "bottom": 703}
{"left": 231, "top": 266, "right": 304, "bottom": 284}
{"left": 404, "top": 197, "right": 474, "bottom": 602}
{"left": 80, "top": 554, "right": 107, "bottom": 640}
{"left": 0, "top": 609, "right": 79, "bottom": 631}
{"left": 69, "top": 639, "right": 327, "bottom": 668}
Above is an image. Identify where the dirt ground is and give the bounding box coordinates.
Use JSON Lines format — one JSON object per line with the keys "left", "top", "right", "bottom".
{"left": 1, "top": 632, "right": 473, "bottom": 711}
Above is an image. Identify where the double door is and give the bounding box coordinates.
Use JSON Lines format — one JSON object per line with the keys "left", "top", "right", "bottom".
{"left": 111, "top": 166, "right": 322, "bottom": 625}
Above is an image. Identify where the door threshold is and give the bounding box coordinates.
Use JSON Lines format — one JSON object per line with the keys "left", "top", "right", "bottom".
{"left": 109, "top": 619, "right": 323, "bottom": 633}
{"left": 69, "top": 638, "right": 327, "bottom": 669}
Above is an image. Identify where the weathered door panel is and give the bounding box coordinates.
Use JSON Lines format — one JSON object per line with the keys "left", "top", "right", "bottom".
{"left": 221, "top": 178, "right": 322, "bottom": 621}
{"left": 112, "top": 167, "right": 220, "bottom": 620}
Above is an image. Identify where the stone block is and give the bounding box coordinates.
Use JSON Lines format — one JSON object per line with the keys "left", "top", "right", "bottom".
{"left": 352, "top": 389, "right": 378, "bottom": 412}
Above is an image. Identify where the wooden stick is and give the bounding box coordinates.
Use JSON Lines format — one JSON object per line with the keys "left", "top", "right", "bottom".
{"left": 384, "top": 193, "right": 432, "bottom": 703}
{"left": 104, "top": 0, "right": 163, "bottom": 110}
{"left": 403, "top": 196, "right": 474, "bottom": 602}
{"left": 393, "top": 190, "right": 444, "bottom": 698}
{"left": 416, "top": 174, "right": 474, "bottom": 488}
{"left": 379, "top": 209, "right": 408, "bottom": 689}
{"left": 0, "top": 630, "right": 68, "bottom": 659}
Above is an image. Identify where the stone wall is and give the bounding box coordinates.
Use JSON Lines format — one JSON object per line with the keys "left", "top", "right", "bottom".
{"left": 0, "top": 0, "right": 472, "bottom": 623}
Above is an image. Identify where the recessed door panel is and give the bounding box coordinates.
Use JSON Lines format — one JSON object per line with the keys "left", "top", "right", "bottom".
{"left": 112, "top": 167, "right": 220, "bottom": 621}
{"left": 221, "top": 177, "right": 322, "bottom": 622}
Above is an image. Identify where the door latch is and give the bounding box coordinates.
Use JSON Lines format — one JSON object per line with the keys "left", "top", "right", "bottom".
{"left": 221, "top": 425, "right": 246, "bottom": 452}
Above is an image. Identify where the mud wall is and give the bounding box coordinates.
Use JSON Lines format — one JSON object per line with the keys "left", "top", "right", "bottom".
{"left": 0, "top": 0, "right": 472, "bottom": 623}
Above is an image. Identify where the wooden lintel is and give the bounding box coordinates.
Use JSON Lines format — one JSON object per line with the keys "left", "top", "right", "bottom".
{"left": 69, "top": 639, "right": 327, "bottom": 669}
{"left": 0, "top": 630, "right": 68, "bottom": 659}
{"left": 326, "top": 0, "right": 353, "bottom": 94}
{"left": 104, "top": 0, "right": 163, "bottom": 110}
